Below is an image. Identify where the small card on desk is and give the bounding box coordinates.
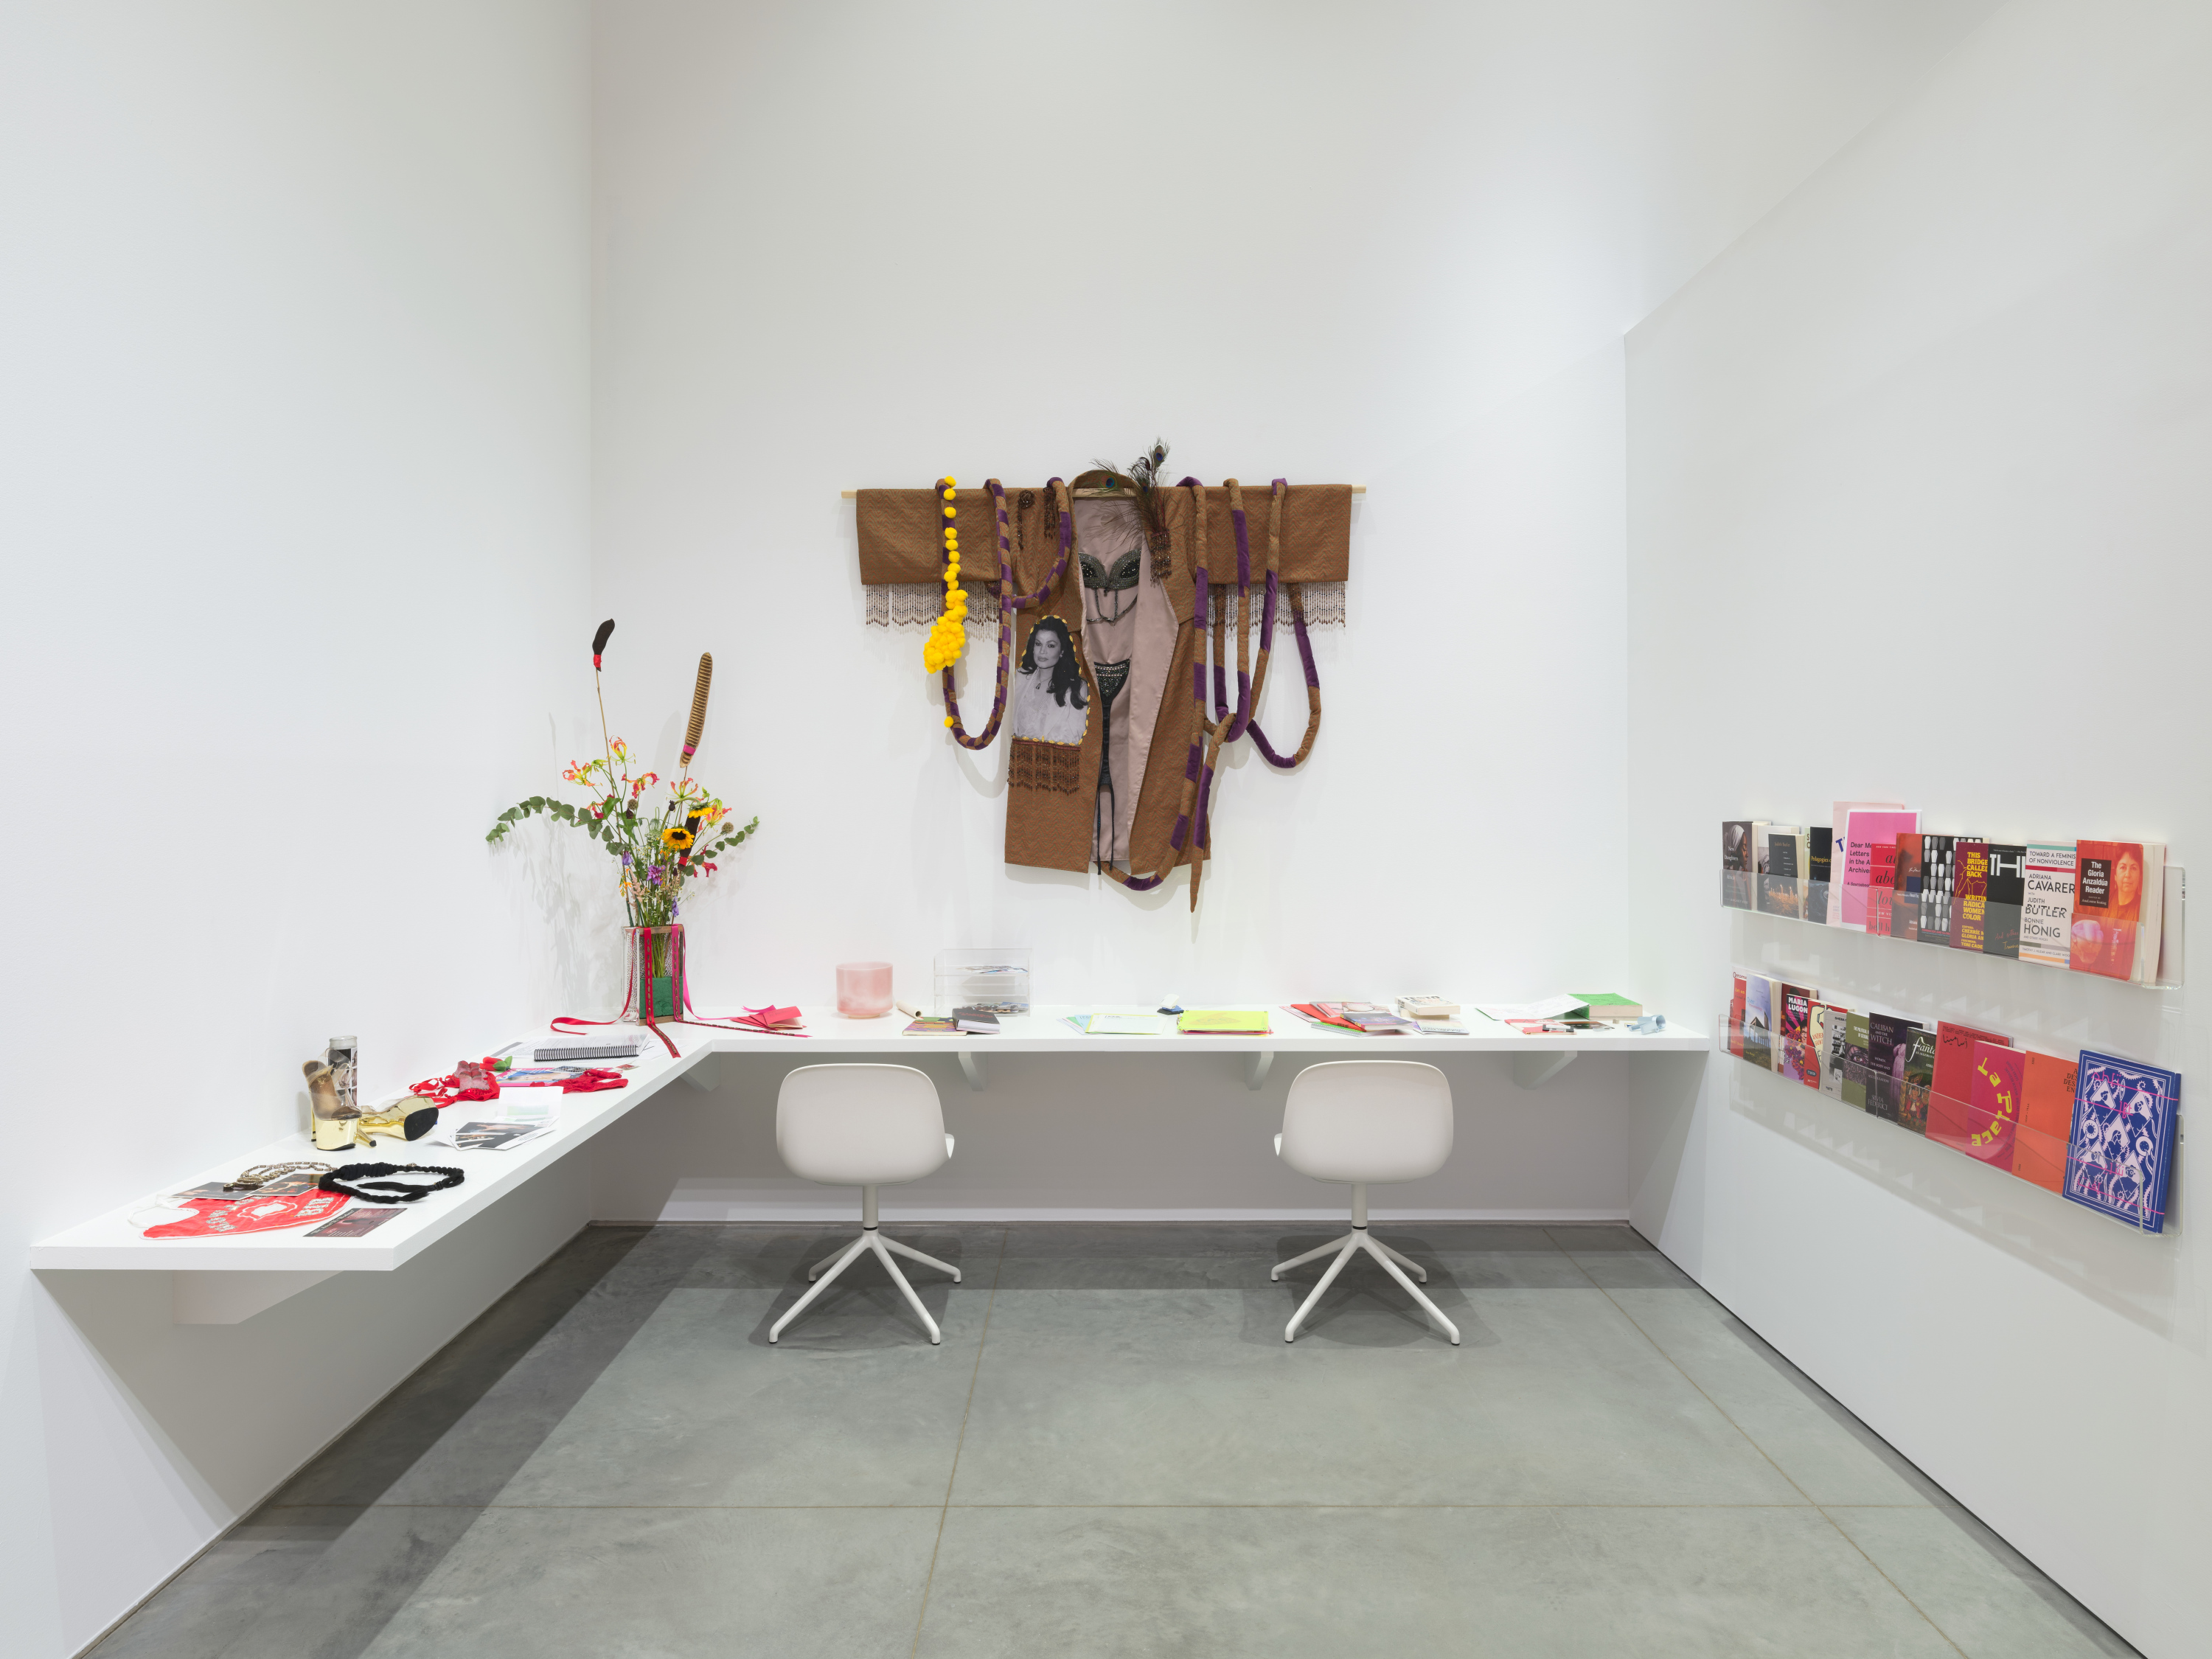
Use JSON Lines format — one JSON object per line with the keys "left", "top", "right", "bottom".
{"left": 307, "top": 1207, "right": 408, "bottom": 1238}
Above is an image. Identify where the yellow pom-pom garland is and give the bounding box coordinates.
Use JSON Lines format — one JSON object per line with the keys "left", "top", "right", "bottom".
{"left": 922, "top": 475, "right": 968, "bottom": 676}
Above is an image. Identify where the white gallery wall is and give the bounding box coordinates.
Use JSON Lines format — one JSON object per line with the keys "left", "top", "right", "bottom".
{"left": 0, "top": 5, "right": 591, "bottom": 1655}
{"left": 0, "top": 1, "right": 2039, "bottom": 1654}
{"left": 1624, "top": 1, "right": 2212, "bottom": 1652}
{"left": 580, "top": 0, "right": 1997, "bottom": 1220}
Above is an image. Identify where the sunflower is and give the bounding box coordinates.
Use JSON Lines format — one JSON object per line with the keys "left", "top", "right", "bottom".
{"left": 661, "top": 826, "right": 695, "bottom": 851}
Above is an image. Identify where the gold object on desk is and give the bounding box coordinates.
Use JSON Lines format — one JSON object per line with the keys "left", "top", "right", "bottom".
{"left": 349, "top": 1099, "right": 441, "bottom": 1147}
{"left": 305, "top": 1060, "right": 358, "bottom": 1151}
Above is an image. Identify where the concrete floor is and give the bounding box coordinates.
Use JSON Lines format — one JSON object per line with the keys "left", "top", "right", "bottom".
{"left": 91, "top": 1222, "right": 2137, "bottom": 1658}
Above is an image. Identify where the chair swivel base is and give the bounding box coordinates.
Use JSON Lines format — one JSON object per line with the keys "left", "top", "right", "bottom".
{"left": 769, "top": 1226, "right": 961, "bottom": 1345}
{"left": 1272, "top": 1228, "right": 1459, "bottom": 1345}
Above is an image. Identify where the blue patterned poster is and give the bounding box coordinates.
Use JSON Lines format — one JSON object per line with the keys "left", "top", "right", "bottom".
{"left": 2064, "top": 1051, "right": 2180, "bottom": 1233}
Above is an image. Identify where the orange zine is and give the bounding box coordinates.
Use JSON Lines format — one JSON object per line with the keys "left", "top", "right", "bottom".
{"left": 2014, "top": 1051, "right": 2079, "bottom": 1194}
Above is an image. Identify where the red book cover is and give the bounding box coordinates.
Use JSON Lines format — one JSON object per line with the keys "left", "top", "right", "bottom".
{"left": 2069, "top": 841, "right": 2144, "bottom": 979}
{"left": 1728, "top": 974, "right": 1747, "bottom": 1058}
{"left": 2013, "top": 1051, "right": 2079, "bottom": 1194}
{"left": 1865, "top": 841, "right": 1898, "bottom": 937}
{"left": 1932, "top": 1041, "right": 2023, "bottom": 1168}
{"left": 1890, "top": 834, "right": 1922, "bottom": 942}
{"left": 1931, "top": 1020, "right": 2010, "bottom": 1109}
{"left": 1954, "top": 841, "right": 1989, "bottom": 952}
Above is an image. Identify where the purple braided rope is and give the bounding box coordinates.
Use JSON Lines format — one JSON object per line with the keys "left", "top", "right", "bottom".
{"left": 1243, "top": 604, "right": 1318, "bottom": 768}
{"left": 1237, "top": 479, "right": 1321, "bottom": 769}
{"left": 1221, "top": 496, "right": 1256, "bottom": 741}
{"left": 1112, "top": 473, "right": 1327, "bottom": 885}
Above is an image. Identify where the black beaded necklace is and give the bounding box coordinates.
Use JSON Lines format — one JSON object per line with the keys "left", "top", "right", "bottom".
{"left": 319, "top": 1163, "right": 465, "bottom": 1203}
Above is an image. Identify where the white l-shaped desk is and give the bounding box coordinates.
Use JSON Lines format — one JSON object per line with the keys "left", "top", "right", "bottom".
{"left": 31, "top": 1007, "right": 1707, "bottom": 1321}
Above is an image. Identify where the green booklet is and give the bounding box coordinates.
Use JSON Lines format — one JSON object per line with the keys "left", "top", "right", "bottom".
{"left": 1178, "top": 1010, "right": 1270, "bottom": 1034}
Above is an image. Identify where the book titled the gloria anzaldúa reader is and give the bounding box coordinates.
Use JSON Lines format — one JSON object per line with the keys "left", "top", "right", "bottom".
{"left": 2071, "top": 841, "right": 2163, "bottom": 981}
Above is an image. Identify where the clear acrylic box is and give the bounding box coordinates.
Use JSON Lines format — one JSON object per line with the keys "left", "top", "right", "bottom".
{"left": 934, "top": 947, "right": 1032, "bottom": 1015}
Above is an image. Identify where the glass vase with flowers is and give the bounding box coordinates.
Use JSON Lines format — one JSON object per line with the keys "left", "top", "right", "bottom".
{"left": 487, "top": 620, "right": 757, "bottom": 1025}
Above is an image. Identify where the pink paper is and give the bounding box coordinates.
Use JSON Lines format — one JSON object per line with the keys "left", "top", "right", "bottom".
{"left": 1840, "top": 809, "right": 1919, "bottom": 931}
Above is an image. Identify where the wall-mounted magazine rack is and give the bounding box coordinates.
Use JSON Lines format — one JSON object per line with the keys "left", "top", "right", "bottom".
{"left": 1719, "top": 870, "right": 2185, "bottom": 990}
{"left": 1715, "top": 998, "right": 2177, "bottom": 1234}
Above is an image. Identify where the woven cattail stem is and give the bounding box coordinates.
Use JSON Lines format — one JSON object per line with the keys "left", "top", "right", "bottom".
{"left": 680, "top": 653, "right": 713, "bottom": 764}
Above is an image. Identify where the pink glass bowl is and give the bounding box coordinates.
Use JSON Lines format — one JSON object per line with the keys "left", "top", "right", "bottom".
{"left": 836, "top": 961, "right": 894, "bottom": 1018}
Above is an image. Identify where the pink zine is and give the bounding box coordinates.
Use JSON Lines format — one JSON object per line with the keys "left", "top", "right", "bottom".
{"left": 1840, "top": 809, "right": 1919, "bottom": 932}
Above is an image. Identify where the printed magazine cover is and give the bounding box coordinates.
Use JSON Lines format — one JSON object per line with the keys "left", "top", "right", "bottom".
{"left": 1919, "top": 835, "right": 1957, "bottom": 945}
{"left": 1982, "top": 843, "right": 2026, "bottom": 959}
{"left": 1742, "top": 976, "right": 1774, "bottom": 1071}
{"left": 2070, "top": 841, "right": 2143, "bottom": 979}
{"left": 2064, "top": 1051, "right": 2180, "bottom": 1231}
{"left": 2014, "top": 1051, "right": 2079, "bottom": 1193}
{"left": 1778, "top": 986, "right": 1821, "bottom": 1087}
{"left": 2019, "top": 841, "right": 2076, "bottom": 968}
{"left": 1897, "top": 1029, "right": 1936, "bottom": 1133}
{"left": 1722, "top": 821, "right": 1758, "bottom": 911}
{"left": 1954, "top": 840, "right": 1990, "bottom": 953}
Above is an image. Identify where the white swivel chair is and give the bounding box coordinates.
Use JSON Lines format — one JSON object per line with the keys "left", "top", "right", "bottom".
{"left": 1271, "top": 1060, "right": 1459, "bottom": 1345}
{"left": 768, "top": 1064, "right": 959, "bottom": 1345}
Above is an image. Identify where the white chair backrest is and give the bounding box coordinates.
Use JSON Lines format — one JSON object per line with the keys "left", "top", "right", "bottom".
{"left": 776, "top": 1064, "right": 948, "bottom": 1188}
{"left": 1279, "top": 1060, "right": 1453, "bottom": 1186}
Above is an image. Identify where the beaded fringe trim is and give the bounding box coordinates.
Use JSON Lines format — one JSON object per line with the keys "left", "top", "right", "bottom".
{"left": 866, "top": 581, "right": 1343, "bottom": 630}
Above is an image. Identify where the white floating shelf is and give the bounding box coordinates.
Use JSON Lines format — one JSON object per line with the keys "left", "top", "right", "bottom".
{"left": 32, "top": 1009, "right": 1708, "bottom": 1287}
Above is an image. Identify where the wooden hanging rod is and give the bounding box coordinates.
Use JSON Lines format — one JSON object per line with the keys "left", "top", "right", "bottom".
{"left": 841, "top": 485, "right": 1363, "bottom": 498}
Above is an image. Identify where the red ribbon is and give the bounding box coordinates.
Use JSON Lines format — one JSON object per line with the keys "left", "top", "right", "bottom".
{"left": 407, "top": 1058, "right": 503, "bottom": 1106}
{"left": 554, "top": 967, "right": 807, "bottom": 1059}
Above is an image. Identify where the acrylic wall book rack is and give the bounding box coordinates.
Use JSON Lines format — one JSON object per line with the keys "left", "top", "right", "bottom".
{"left": 1719, "top": 870, "right": 2185, "bottom": 990}
{"left": 1717, "top": 981, "right": 2179, "bottom": 1234}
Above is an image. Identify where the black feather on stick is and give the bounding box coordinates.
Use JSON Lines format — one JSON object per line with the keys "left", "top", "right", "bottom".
{"left": 591, "top": 619, "right": 616, "bottom": 768}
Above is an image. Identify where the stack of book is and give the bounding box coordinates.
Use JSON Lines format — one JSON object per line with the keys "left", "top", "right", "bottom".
{"left": 1722, "top": 971, "right": 2179, "bottom": 1233}
{"left": 1289, "top": 1002, "right": 1419, "bottom": 1034}
{"left": 1722, "top": 808, "right": 2177, "bottom": 985}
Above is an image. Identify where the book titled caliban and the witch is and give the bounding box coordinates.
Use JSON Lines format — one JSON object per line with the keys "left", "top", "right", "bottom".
{"left": 1723, "top": 971, "right": 2179, "bottom": 1234}
{"left": 1722, "top": 805, "right": 2175, "bottom": 986}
